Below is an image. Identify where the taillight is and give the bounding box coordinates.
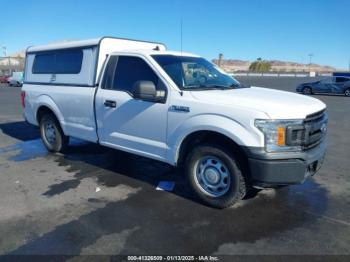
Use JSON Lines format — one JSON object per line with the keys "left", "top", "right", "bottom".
{"left": 21, "top": 91, "right": 26, "bottom": 108}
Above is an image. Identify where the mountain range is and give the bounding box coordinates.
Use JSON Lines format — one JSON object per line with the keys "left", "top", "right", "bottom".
{"left": 7, "top": 49, "right": 339, "bottom": 73}
{"left": 212, "top": 59, "right": 338, "bottom": 73}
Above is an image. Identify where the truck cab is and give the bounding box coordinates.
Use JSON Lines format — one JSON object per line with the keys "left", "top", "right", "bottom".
{"left": 22, "top": 37, "right": 328, "bottom": 208}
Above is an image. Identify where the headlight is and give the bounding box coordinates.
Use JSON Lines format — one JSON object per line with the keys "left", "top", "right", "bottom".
{"left": 255, "top": 119, "right": 304, "bottom": 152}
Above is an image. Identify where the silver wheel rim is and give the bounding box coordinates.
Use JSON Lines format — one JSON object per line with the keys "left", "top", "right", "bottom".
{"left": 194, "top": 156, "right": 231, "bottom": 197}
{"left": 303, "top": 88, "right": 311, "bottom": 95}
{"left": 346, "top": 90, "right": 350, "bottom": 96}
{"left": 43, "top": 120, "right": 56, "bottom": 145}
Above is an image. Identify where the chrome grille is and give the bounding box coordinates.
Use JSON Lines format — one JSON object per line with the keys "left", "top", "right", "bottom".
{"left": 303, "top": 109, "right": 328, "bottom": 150}
{"left": 305, "top": 109, "right": 326, "bottom": 123}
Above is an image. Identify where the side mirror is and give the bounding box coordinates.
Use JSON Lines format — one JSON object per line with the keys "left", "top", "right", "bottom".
{"left": 133, "top": 80, "right": 165, "bottom": 102}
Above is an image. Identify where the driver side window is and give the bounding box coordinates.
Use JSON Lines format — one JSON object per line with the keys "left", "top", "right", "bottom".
{"left": 113, "top": 56, "right": 165, "bottom": 95}
{"left": 336, "top": 77, "right": 349, "bottom": 83}
{"left": 321, "top": 77, "right": 332, "bottom": 84}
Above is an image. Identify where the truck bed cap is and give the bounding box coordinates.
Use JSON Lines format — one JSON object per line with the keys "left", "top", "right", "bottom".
{"left": 27, "top": 36, "right": 166, "bottom": 53}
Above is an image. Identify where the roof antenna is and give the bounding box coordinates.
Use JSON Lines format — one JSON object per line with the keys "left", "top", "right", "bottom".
{"left": 180, "top": 18, "right": 183, "bottom": 55}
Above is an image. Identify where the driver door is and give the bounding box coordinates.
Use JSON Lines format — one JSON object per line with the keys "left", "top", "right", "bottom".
{"left": 317, "top": 77, "right": 333, "bottom": 93}
{"left": 95, "top": 55, "right": 169, "bottom": 161}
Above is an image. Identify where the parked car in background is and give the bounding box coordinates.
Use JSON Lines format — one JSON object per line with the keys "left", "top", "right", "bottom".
{"left": 297, "top": 76, "right": 350, "bottom": 97}
{"left": 8, "top": 72, "right": 24, "bottom": 87}
{"left": 0, "top": 75, "right": 10, "bottom": 83}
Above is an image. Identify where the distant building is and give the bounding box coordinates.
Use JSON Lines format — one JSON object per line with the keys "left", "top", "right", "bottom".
{"left": 0, "top": 57, "right": 23, "bottom": 66}
{"left": 0, "top": 54, "right": 25, "bottom": 76}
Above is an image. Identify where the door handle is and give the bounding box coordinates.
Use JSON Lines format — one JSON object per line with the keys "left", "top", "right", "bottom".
{"left": 104, "top": 100, "right": 117, "bottom": 108}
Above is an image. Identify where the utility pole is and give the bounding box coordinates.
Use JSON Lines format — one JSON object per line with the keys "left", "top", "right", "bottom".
{"left": 308, "top": 53, "right": 314, "bottom": 72}
{"left": 2, "top": 46, "right": 11, "bottom": 75}
{"left": 180, "top": 19, "right": 183, "bottom": 55}
{"left": 2, "top": 46, "right": 6, "bottom": 57}
{"left": 218, "top": 53, "right": 224, "bottom": 68}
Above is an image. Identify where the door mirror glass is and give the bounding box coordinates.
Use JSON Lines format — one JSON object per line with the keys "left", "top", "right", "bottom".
{"left": 133, "top": 80, "right": 165, "bottom": 102}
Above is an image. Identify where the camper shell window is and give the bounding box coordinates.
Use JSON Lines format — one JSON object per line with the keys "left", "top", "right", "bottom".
{"left": 32, "top": 49, "right": 83, "bottom": 74}
{"left": 24, "top": 37, "right": 166, "bottom": 86}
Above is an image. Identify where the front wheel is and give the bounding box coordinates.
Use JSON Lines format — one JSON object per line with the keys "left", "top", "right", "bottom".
{"left": 345, "top": 88, "right": 350, "bottom": 97}
{"left": 40, "top": 113, "right": 69, "bottom": 153}
{"left": 302, "top": 87, "right": 312, "bottom": 95}
{"left": 185, "top": 144, "right": 248, "bottom": 209}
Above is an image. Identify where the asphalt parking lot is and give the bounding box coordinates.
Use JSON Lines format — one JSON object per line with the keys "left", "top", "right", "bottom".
{"left": 0, "top": 77, "right": 349, "bottom": 257}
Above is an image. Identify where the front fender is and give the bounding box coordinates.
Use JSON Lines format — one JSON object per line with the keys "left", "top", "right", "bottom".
{"left": 167, "top": 114, "right": 263, "bottom": 165}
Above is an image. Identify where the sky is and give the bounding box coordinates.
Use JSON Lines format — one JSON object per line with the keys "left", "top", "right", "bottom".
{"left": 1, "top": 0, "right": 349, "bottom": 69}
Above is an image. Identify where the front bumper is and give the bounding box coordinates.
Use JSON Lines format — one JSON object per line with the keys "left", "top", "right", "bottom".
{"left": 243, "top": 139, "right": 326, "bottom": 187}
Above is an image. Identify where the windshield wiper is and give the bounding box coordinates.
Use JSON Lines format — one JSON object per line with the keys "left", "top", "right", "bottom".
{"left": 216, "top": 83, "right": 248, "bottom": 89}
{"left": 207, "top": 85, "right": 234, "bottom": 90}
{"left": 183, "top": 85, "right": 219, "bottom": 90}
{"left": 204, "top": 83, "right": 240, "bottom": 90}
{"left": 182, "top": 83, "right": 240, "bottom": 91}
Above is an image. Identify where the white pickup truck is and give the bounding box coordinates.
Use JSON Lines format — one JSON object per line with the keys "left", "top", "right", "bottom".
{"left": 22, "top": 37, "right": 328, "bottom": 208}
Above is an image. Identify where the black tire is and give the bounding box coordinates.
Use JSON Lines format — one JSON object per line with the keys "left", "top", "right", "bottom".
{"left": 185, "top": 144, "right": 248, "bottom": 209}
{"left": 39, "top": 113, "right": 69, "bottom": 153}
{"left": 345, "top": 88, "right": 350, "bottom": 97}
{"left": 302, "top": 87, "right": 312, "bottom": 95}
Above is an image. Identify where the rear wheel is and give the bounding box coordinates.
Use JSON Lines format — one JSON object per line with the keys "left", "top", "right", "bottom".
{"left": 302, "top": 87, "right": 312, "bottom": 95}
{"left": 185, "top": 144, "right": 248, "bottom": 209}
{"left": 345, "top": 88, "right": 350, "bottom": 97}
{"left": 39, "top": 113, "right": 69, "bottom": 153}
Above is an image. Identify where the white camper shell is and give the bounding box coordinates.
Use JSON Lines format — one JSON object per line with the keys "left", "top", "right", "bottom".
{"left": 23, "top": 37, "right": 167, "bottom": 142}
{"left": 25, "top": 37, "right": 166, "bottom": 87}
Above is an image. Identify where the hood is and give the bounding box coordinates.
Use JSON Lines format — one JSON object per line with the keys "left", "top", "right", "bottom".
{"left": 190, "top": 86, "right": 326, "bottom": 119}
{"left": 299, "top": 81, "right": 319, "bottom": 86}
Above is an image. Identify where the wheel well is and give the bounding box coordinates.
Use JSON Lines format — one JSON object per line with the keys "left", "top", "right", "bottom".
{"left": 36, "top": 106, "right": 56, "bottom": 124}
{"left": 177, "top": 130, "right": 251, "bottom": 179}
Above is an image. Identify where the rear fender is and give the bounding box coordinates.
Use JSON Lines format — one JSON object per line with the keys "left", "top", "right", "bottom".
{"left": 34, "top": 95, "right": 67, "bottom": 134}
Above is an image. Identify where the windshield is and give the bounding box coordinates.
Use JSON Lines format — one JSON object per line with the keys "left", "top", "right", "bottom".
{"left": 152, "top": 55, "right": 241, "bottom": 90}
